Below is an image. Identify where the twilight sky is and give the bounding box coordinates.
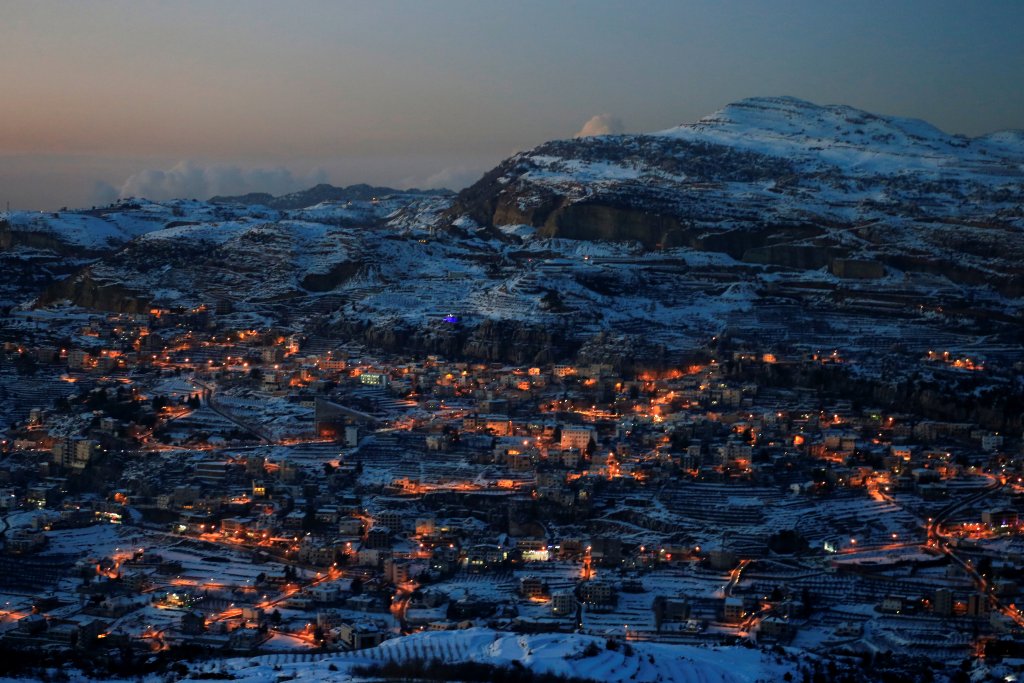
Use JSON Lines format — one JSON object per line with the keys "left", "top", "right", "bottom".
{"left": 2, "top": 0, "right": 1023, "bottom": 210}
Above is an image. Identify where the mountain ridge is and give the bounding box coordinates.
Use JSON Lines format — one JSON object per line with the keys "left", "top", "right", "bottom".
{"left": 210, "top": 182, "right": 453, "bottom": 210}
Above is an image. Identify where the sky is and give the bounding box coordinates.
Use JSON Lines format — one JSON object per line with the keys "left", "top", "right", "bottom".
{"left": 1, "top": 0, "right": 1023, "bottom": 210}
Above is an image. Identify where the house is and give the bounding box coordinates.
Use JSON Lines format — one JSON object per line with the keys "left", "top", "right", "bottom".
{"left": 878, "top": 596, "right": 904, "bottom": 614}
{"left": 589, "top": 537, "right": 622, "bottom": 566}
{"left": 578, "top": 581, "right": 615, "bottom": 606}
{"left": 228, "top": 627, "right": 269, "bottom": 651}
{"left": 758, "top": 616, "right": 796, "bottom": 641}
{"left": 663, "top": 597, "right": 692, "bottom": 621}
{"left": 551, "top": 591, "right": 578, "bottom": 616}
{"left": 519, "top": 576, "right": 547, "bottom": 598}
{"left": 723, "top": 597, "right": 746, "bottom": 622}
{"left": 336, "top": 621, "right": 387, "bottom": 650}
{"left": 181, "top": 611, "right": 205, "bottom": 635}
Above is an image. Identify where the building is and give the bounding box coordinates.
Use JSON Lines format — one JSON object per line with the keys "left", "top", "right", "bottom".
{"left": 551, "top": 591, "right": 577, "bottom": 616}
{"left": 934, "top": 588, "right": 953, "bottom": 617}
{"left": 519, "top": 576, "right": 547, "bottom": 598}
{"left": 758, "top": 616, "right": 796, "bottom": 641}
{"left": 723, "top": 597, "right": 745, "bottom": 622}
{"left": 561, "top": 427, "right": 596, "bottom": 452}
{"left": 336, "top": 622, "right": 387, "bottom": 650}
{"left": 967, "top": 593, "right": 989, "bottom": 618}
{"left": 578, "top": 581, "right": 615, "bottom": 606}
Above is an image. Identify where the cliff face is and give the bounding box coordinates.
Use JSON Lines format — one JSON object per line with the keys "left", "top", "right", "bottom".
{"left": 299, "top": 261, "right": 363, "bottom": 292}
{"left": 540, "top": 202, "right": 684, "bottom": 249}
{"left": 39, "top": 269, "right": 150, "bottom": 313}
{"left": 0, "top": 219, "right": 115, "bottom": 306}
{"left": 0, "top": 219, "right": 100, "bottom": 255}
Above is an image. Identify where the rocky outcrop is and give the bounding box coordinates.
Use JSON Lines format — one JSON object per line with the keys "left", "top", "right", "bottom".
{"left": 539, "top": 202, "right": 684, "bottom": 249}
{"left": 300, "top": 261, "right": 363, "bottom": 292}
{"left": 38, "top": 270, "right": 149, "bottom": 313}
{"left": 829, "top": 258, "right": 885, "bottom": 279}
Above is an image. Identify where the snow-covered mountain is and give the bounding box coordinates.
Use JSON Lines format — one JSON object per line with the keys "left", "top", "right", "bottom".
{"left": 3, "top": 97, "right": 1023, "bottom": 367}
{"left": 449, "top": 96, "right": 1024, "bottom": 293}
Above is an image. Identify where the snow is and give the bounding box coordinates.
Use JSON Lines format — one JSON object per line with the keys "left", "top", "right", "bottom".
{"left": 203, "top": 627, "right": 796, "bottom": 683}
{"left": 656, "top": 96, "right": 1024, "bottom": 179}
{"left": 2, "top": 211, "right": 143, "bottom": 250}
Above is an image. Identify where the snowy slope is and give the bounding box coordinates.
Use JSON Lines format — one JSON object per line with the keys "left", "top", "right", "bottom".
{"left": 206, "top": 628, "right": 796, "bottom": 683}
{"left": 1, "top": 199, "right": 280, "bottom": 251}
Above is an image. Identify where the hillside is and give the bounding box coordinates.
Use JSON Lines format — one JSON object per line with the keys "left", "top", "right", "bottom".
{"left": 194, "top": 628, "right": 798, "bottom": 683}
{"left": 447, "top": 96, "right": 1024, "bottom": 294}
{"left": 3, "top": 97, "right": 1023, "bottom": 369}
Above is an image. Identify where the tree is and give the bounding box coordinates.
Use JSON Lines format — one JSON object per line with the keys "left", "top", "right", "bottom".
{"left": 800, "top": 587, "right": 814, "bottom": 617}
{"left": 86, "top": 388, "right": 110, "bottom": 410}
{"left": 651, "top": 595, "right": 666, "bottom": 632}
{"left": 768, "top": 529, "right": 809, "bottom": 555}
{"left": 302, "top": 503, "right": 317, "bottom": 532}
{"left": 14, "top": 352, "right": 37, "bottom": 376}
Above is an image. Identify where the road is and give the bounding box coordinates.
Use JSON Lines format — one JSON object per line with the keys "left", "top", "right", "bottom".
{"left": 190, "top": 378, "right": 272, "bottom": 443}
{"left": 722, "top": 558, "right": 750, "bottom": 598}
{"left": 926, "top": 479, "right": 1024, "bottom": 630}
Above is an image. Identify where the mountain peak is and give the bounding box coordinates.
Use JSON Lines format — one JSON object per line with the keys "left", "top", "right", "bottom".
{"left": 658, "top": 96, "right": 957, "bottom": 149}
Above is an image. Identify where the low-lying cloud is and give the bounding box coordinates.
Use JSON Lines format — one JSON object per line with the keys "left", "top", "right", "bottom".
{"left": 413, "top": 166, "right": 485, "bottom": 192}
{"left": 574, "top": 113, "right": 626, "bottom": 138}
{"left": 93, "top": 161, "right": 329, "bottom": 204}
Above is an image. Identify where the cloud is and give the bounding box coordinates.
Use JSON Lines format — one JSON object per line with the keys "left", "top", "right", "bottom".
{"left": 574, "top": 113, "right": 626, "bottom": 138}
{"left": 417, "top": 166, "right": 485, "bottom": 191}
{"left": 110, "top": 161, "right": 329, "bottom": 202}
{"left": 90, "top": 180, "right": 119, "bottom": 207}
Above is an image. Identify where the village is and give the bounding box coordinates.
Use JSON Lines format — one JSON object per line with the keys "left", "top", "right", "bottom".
{"left": 0, "top": 302, "right": 1022, "bottom": 677}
